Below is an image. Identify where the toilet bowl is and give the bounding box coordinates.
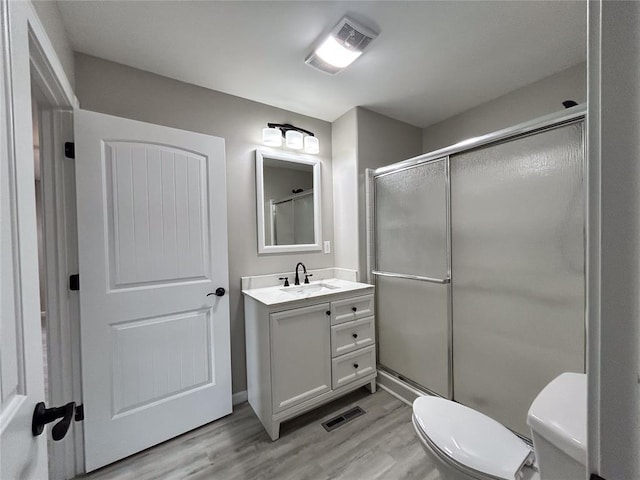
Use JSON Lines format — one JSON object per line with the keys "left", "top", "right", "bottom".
{"left": 412, "top": 373, "right": 586, "bottom": 480}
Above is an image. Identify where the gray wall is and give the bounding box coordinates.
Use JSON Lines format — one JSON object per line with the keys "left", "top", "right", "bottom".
{"left": 422, "top": 62, "right": 586, "bottom": 153}
{"left": 588, "top": 1, "right": 640, "bottom": 477}
{"left": 74, "top": 54, "right": 334, "bottom": 394}
{"left": 31, "top": 0, "right": 74, "bottom": 89}
{"left": 331, "top": 109, "right": 359, "bottom": 272}
{"left": 331, "top": 107, "right": 422, "bottom": 277}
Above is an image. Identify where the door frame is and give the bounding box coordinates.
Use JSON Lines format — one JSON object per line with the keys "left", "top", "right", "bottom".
{"left": 37, "top": 106, "right": 82, "bottom": 478}
{"left": 6, "top": 0, "right": 80, "bottom": 477}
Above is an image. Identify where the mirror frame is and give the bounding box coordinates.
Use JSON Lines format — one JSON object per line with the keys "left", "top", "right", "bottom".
{"left": 255, "top": 149, "right": 322, "bottom": 254}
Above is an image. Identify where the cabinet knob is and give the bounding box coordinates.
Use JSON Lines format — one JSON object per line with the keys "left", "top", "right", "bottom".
{"left": 352, "top": 333, "right": 358, "bottom": 339}
{"left": 326, "top": 310, "right": 331, "bottom": 316}
{"left": 353, "top": 363, "right": 359, "bottom": 369}
{"left": 352, "top": 307, "right": 357, "bottom": 312}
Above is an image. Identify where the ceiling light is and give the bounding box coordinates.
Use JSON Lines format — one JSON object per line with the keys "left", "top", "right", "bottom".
{"left": 262, "top": 123, "right": 319, "bottom": 154}
{"left": 315, "top": 36, "right": 362, "bottom": 69}
{"left": 305, "top": 16, "right": 378, "bottom": 75}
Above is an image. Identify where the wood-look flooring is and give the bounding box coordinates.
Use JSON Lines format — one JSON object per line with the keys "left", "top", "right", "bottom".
{"left": 78, "top": 388, "right": 440, "bottom": 480}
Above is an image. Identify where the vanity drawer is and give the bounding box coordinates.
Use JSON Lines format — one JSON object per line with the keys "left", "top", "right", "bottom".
{"left": 332, "top": 345, "right": 376, "bottom": 390}
{"left": 330, "top": 294, "right": 374, "bottom": 325}
{"left": 331, "top": 317, "right": 375, "bottom": 358}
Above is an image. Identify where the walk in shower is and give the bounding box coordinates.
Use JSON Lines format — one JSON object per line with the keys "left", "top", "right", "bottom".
{"left": 368, "top": 108, "right": 586, "bottom": 437}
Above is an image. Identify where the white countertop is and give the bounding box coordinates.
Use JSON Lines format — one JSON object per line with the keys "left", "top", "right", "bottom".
{"left": 242, "top": 278, "right": 374, "bottom": 306}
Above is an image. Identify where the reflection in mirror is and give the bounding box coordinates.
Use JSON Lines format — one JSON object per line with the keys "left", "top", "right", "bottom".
{"left": 256, "top": 149, "right": 322, "bottom": 254}
{"left": 263, "top": 159, "right": 313, "bottom": 245}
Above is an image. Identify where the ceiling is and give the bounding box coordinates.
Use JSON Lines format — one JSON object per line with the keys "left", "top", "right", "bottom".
{"left": 57, "top": 1, "right": 586, "bottom": 128}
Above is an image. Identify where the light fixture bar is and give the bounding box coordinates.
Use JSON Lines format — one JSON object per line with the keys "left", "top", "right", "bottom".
{"left": 267, "top": 123, "right": 315, "bottom": 138}
{"left": 262, "top": 123, "right": 319, "bottom": 154}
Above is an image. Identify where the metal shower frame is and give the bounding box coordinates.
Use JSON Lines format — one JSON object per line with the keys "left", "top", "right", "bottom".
{"left": 366, "top": 104, "right": 587, "bottom": 401}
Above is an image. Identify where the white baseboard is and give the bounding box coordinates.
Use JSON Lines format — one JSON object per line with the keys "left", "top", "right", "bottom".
{"left": 232, "top": 390, "right": 248, "bottom": 406}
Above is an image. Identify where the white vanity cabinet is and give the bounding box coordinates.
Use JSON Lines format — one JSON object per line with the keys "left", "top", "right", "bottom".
{"left": 243, "top": 283, "right": 376, "bottom": 441}
{"left": 271, "top": 303, "right": 332, "bottom": 413}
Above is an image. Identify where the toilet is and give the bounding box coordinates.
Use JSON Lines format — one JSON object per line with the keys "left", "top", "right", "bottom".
{"left": 412, "top": 373, "right": 586, "bottom": 480}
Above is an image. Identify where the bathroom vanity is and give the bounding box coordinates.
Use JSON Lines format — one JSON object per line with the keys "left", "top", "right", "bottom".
{"left": 242, "top": 270, "right": 376, "bottom": 440}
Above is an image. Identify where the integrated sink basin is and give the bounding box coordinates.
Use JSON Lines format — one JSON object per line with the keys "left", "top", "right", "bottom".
{"left": 241, "top": 274, "right": 374, "bottom": 307}
{"left": 281, "top": 282, "right": 341, "bottom": 296}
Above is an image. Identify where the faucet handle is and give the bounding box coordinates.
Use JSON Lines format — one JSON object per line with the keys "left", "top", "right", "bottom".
{"left": 278, "top": 277, "right": 290, "bottom": 287}
{"left": 304, "top": 274, "right": 313, "bottom": 284}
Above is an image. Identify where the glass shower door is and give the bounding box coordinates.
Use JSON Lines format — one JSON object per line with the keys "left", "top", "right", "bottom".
{"left": 450, "top": 122, "right": 585, "bottom": 436}
{"left": 373, "top": 158, "right": 451, "bottom": 397}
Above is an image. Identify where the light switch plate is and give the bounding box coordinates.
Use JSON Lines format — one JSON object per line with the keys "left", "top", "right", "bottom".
{"left": 324, "top": 241, "right": 331, "bottom": 253}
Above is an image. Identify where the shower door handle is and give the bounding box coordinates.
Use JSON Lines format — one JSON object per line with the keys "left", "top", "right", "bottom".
{"left": 371, "top": 270, "right": 450, "bottom": 284}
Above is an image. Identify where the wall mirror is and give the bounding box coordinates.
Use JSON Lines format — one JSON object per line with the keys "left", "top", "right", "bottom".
{"left": 255, "top": 149, "right": 322, "bottom": 254}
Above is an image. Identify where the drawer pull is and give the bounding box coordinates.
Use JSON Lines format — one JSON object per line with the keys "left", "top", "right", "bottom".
{"left": 351, "top": 307, "right": 357, "bottom": 312}
{"left": 326, "top": 311, "right": 331, "bottom": 316}
{"left": 353, "top": 363, "right": 359, "bottom": 369}
{"left": 352, "top": 333, "right": 358, "bottom": 339}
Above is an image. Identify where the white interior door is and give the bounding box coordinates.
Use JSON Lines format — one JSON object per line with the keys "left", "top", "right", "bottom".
{"left": 75, "top": 110, "right": 231, "bottom": 471}
{"left": 0, "top": 108, "right": 49, "bottom": 480}
{"left": 1, "top": 1, "right": 48, "bottom": 477}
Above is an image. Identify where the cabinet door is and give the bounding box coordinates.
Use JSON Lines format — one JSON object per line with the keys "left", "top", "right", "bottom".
{"left": 271, "top": 303, "right": 331, "bottom": 413}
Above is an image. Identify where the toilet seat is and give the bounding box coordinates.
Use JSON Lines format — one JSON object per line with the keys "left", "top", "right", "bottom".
{"left": 413, "top": 396, "right": 535, "bottom": 480}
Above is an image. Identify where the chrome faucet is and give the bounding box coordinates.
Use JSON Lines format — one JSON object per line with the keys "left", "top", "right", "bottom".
{"left": 294, "top": 262, "right": 312, "bottom": 285}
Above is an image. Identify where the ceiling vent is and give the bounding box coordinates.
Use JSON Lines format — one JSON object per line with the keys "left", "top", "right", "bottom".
{"left": 305, "top": 16, "right": 378, "bottom": 75}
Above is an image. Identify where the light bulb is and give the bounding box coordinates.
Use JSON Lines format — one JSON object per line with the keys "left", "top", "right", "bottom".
{"left": 315, "top": 35, "right": 362, "bottom": 68}
{"left": 304, "top": 136, "right": 319, "bottom": 154}
{"left": 262, "top": 127, "right": 282, "bottom": 147}
{"left": 285, "top": 130, "right": 304, "bottom": 150}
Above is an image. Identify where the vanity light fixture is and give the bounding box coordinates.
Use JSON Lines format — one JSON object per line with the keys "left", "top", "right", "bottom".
{"left": 305, "top": 16, "right": 378, "bottom": 75}
{"left": 262, "top": 123, "right": 320, "bottom": 154}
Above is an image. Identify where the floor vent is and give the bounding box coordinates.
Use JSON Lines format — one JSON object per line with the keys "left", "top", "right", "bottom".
{"left": 321, "top": 406, "right": 366, "bottom": 432}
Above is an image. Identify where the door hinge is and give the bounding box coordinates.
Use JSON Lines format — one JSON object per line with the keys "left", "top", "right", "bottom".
{"left": 74, "top": 404, "right": 84, "bottom": 421}
{"left": 69, "top": 274, "right": 80, "bottom": 291}
{"left": 64, "top": 142, "right": 75, "bottom": 159}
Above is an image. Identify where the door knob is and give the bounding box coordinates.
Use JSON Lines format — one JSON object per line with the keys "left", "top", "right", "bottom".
{"left": 207, "top": 287, "right": 226, "bottom": 297}
{"left": 32, "top": 401, "right": 75, "bottom": 441}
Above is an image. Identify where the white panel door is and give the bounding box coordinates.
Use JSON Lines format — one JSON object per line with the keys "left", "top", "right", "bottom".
{"left": 75, "top": 110, "right": 231, "bottom": 471}
{"left": 1, "top": 1, "right": 48, "bottom": 477}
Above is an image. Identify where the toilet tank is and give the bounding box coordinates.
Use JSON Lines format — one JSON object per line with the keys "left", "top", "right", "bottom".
{"left": 527, "top": 372, "right": 587, "bottom": 480}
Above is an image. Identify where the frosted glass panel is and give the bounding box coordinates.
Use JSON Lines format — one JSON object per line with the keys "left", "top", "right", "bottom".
{"left": 377, "top": 276, "right": 450, "bottom": 397}
{"left": 294, "top": 194, "right": 314, "bottom": 244}
{"left": 274, "top": 201, "right": 294, "bottom": 245}
{"left": 451, "top": 122, "right": 585, "bottom": 437}
{"left": 375, "top": 160, "right": 448, "bottom": 277}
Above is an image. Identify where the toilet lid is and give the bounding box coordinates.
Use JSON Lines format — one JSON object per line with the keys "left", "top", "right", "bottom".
{"left": 413, "top": 396, "right": 533, "bottom": 480}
